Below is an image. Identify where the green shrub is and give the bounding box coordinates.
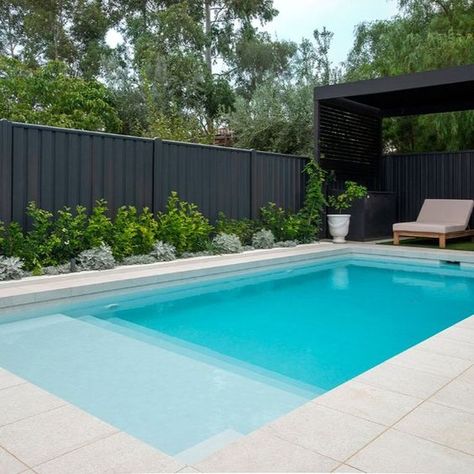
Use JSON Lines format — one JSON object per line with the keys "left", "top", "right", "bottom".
{"left": 84, "top": 200, "right": 113, "bottom": 248}
{"left": 20, "top": 203, "right": 55, "bottom": 271}
{"left": 110, "top": 206, "right": 158, "bottom": 260}
{"left": 156, "top": 192, "right": 213, "bottom": 254}
{"left": 328, "top": 181, "right": 368, "bottom": 213}
{"left": 48, "top": 206, "right": 88, "bottom": 264}
{"left": 215, "top": 212, "right": 259, "bottom": 245}
{"left": 298, "top": 160, "right": 327, "bottom": 240}
{"left": 1, "top": 222, "right": 26, "bottom": 260}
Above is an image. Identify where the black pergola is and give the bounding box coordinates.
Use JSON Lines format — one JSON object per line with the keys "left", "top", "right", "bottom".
{"left": 314, "top": 64, "right": 474, "bottom": 189}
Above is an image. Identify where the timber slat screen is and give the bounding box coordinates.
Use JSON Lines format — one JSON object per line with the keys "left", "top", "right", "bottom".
{"left": 0, "top": 120, "right": 308, "bottom": 226}
{"left": 381, "top": 150, "right": 474, "bottom": 223}
{"left": 315, "top": 100, "right": 382, "bottom": 189}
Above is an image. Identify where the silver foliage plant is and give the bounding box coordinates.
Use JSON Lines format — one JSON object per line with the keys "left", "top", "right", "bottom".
{"left": 212, "top": 233, "right": 243, "bottom": 254}
{"left": 252, "top": 229, "right": 275, "bottom": 249}
{"left": 42, "top": 263, "right": 72, "bottom": 275}
{"left": 121, "top": 255, "right": 157, "bottom": 266}
{"left": 77, "top": 244, "right": 116, "bottom": 271}
{"left": 0, "top": 256, "right": 24, "bottom": 281}
{"left": 149, "top": 241, "right": 176, "bottom": 261}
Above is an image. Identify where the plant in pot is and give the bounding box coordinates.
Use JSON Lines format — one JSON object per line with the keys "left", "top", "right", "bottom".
{"left": 327, "top": 181, "right": 368, "bottom": 243}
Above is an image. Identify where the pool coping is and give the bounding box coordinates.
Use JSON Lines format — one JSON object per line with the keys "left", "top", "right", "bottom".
{"left": 2, "top": 241, "right": 474, "bottom": 311}
{"left": 0, "top": 243, "right": 474, "bottom": 472}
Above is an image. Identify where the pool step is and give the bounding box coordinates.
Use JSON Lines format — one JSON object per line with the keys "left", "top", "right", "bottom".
{"left": 175, "top": 429, "right": 244, "bottom": 464}
{"left": 77, "top": 314, "right": 321, "bottom": 399}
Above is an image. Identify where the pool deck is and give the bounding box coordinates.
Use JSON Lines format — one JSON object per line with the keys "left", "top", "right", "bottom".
{"left": 1, "top": 243, "right": 474, "bottom": 473}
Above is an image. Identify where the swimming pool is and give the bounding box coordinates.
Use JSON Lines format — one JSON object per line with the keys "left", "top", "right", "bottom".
{"left": 0, "top": 254, "right": 473, "bottom": 461}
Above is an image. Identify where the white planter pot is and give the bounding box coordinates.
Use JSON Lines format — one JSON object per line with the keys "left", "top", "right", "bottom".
{"left": 327, "top": 214, "right": 351, "bottom": 243}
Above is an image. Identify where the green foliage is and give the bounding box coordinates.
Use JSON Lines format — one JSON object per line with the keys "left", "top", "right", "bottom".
{"left": 84, "top": 200, "right": 113, "bottom": 248}
{"left": 229, "top": 29, "right": 340, "bottom": 155}
{"left": 346, "top": 0, "right": 474, "bottom": 152}
{"left": 48, "top": 206, "right": 88, "bottom": 263}
{"left": 215, "top": 212, "right": 260, "bottom": 245}
{"left": 110, "top": 206, "right": 158, "bottom": 261}
{"left": 298, "top": 160, "right": 327, "bottom": 240}
{"left": 328, "top": 182, "right": 368, "bottom": 213}
{"left": 1, "top": 222, "right": 26, "bottom": 260}
{"left": 0, "top": 57, "right": 122, "bottom": 132}
{"left": 260, "top": 203, "right": 302, "bottom": 242}
{"left": 156, "top": 192, "right": 213, "bottom": 254}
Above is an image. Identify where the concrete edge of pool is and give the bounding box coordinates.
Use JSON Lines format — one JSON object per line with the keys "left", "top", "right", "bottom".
{"left": 0, "top": 243, "right": 473, "bottom": 473}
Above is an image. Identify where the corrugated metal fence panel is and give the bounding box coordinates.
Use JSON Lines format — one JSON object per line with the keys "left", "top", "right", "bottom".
{"left": 252, "top": 152, "right": 308, "bottom": 218}
{"left": 10, "top": 122, "right": 154, "bottom": 227}
{"left": 2, "top": 120, "right": 308, "bottom": 226}
{"left": 381, "top": 151, "right": 474, "bottom": 222}
{"left": 155, "top": 140, "right": 252, "bottom": 221}
{"left": 0, "top": 120, "right": 13, "bottom": 223}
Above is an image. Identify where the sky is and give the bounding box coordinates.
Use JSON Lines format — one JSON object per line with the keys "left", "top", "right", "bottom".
{"left": 263, "top": 0, "right": 399, "bottom": 64}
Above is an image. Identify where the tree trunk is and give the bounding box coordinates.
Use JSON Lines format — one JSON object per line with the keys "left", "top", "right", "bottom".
{"left": 204, "top": 0, "right": 212, "bottom": 74}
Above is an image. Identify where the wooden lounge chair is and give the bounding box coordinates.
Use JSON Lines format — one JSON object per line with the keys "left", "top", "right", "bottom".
{"left": 393, "top": 199, "right": 474, "bottom": 249}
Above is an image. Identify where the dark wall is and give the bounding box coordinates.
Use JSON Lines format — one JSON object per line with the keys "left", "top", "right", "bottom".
{"left": 381, "top": 150, "right": 474, "bottom": 222}
{"left": 0, "top": 120, "right": 308, "bottom": 226}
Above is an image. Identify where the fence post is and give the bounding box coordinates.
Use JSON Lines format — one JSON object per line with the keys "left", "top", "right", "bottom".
{"left": 249, "top": 149, "right": 257, "bottom": 219}
{"left": 153, "top": 137, "right": 163, "bottom": 215}
{"left": 0, "top": 119, "right": 13, "bottom": 224}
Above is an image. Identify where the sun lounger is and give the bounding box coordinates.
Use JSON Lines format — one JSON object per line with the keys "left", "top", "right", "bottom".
{"left": 393, "top": 199, "right": 474, "bottom": 249}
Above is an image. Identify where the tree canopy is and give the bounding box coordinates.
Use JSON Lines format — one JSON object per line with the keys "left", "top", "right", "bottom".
{"left": 0, "top": 0, "right": 473, "bottom": 153}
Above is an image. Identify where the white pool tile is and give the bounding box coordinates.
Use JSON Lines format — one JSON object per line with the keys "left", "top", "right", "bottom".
{"left": 438, "top": 326, "right": 474, "bottom": 344}
{"left": 394, "top": 401, "right": 474, "bottom": 455}
{"left": 34, "top": 431, "right": 184, "bottom": 474}
{"left": 0, "top": 369, "right": 25, "bottom": 391}
{"left": 457, "top": 364, "right": 474, "bottom": 384}
{"left": 332, "top": 464, "right": 364, "bottom": 473}
{"left": 0, "top": 383, "right": 65, "bottom": 427}
{"left": 0, "top": 405, "right": 118, "bottom": 466}
{"left": 456, "top": 316, "right": 474, "bottom": 330}
{"left": 417, "top": 336, "right": 474, "bottom": 362}
{"left": 354, "top": 362, "right": 449, "bottom": 399}
{"left": 194, "top": 427, "right": 339, "bottom": 473}
{"left": 267, "top": 403, "right": 385, "bottom": 461}
{"left": 0, "top": 447, "right": 29, "bottom": 474}
{"left": 347, "top": 429, "right": 474, "bottom": 474}
{"left": 314, "top": 381, "right": 421, "bottom": 426}
{"left": 389, "top": 347, "right": 472, "bottom": 378}
{"left": 430, "top": 377, "right": 474, "bottom": 414}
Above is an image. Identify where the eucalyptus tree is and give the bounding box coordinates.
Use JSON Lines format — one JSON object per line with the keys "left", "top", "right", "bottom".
{"left": 345, "top": 0, "right": 474, "bottom": 152}
{"left": 0, "top": 0, "right": 119, "bottom": 78}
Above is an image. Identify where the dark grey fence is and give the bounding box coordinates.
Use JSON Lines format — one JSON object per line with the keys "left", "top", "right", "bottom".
{"left": 381, "top": 150, "right": 474, "bottom": 222}
{"left": 0, "top": 120, "right": 308, "bottom": 226}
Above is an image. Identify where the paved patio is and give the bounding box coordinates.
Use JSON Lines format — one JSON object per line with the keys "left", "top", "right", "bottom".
{"left": 0, "top": 244, "right": 474, "bottom": 473}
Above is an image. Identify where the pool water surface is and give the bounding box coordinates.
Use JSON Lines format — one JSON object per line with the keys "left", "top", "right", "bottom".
{"left": 0, "top": 256, "right": 473, "bottom": 459}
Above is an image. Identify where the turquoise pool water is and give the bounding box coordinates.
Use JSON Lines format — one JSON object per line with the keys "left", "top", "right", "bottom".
{"left": 0, "top": 255, "right": 473, "bottom": 460}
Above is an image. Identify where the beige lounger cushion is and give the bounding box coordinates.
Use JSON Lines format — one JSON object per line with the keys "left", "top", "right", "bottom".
{"left": 393, "top": 222, "right": 466, "bottom": 233}
{"left": 393, "top": 199, "right": 474, "bottom": 233}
